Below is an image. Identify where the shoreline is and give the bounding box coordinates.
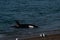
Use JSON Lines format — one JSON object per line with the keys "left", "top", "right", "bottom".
{"left": 0, "top": 29, "right": 60, "bottom": 40}
{"left": 24, "top": 34, "right": 60, "bottom": 40}
{"left": 0, "top": 34, "right": 60, "bottom": 40}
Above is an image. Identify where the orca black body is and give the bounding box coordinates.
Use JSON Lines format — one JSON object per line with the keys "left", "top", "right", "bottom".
{"left": 11, "top": 20, "right": 38, "bottom": 28}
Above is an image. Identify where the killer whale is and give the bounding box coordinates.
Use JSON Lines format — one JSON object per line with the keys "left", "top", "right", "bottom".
{"left": 11, "top": 20, "right": 38, "bottom": 28}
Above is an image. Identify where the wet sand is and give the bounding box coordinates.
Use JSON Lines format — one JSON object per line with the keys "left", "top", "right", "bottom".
{"left": 0, "top": 34, "right": 60, "bottom": 40}
{"left": 24, "top": 34, "right": 60, "bottom": 40}
{"left": 0, "top": 30, "right": 60, "bottom": 40}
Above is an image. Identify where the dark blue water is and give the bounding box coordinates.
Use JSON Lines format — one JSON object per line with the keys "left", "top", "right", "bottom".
{"left": 0, "top": 0, "right": 60, "bottom": 37}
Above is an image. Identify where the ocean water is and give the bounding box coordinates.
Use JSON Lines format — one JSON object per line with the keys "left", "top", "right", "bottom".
{"left": 0, "top": 0, "right": 60, "bottom": 38}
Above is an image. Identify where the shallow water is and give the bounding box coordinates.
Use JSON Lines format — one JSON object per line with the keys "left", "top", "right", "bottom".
{"left": 0, "top": 0, "right": 60, "bottom": 37}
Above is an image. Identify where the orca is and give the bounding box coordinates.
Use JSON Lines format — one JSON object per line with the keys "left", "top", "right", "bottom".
{"left": 11, "top": 20, "right": 38, "bottom": 28}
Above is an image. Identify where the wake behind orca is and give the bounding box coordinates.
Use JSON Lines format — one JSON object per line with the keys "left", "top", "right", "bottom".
{"left": 11, "top": 20, "right": 38, "bottom": 29}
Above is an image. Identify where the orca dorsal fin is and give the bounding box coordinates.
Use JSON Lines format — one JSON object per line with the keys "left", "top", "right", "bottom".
{"left": 15, "top": 20, "right": 20, "bottom": 25}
